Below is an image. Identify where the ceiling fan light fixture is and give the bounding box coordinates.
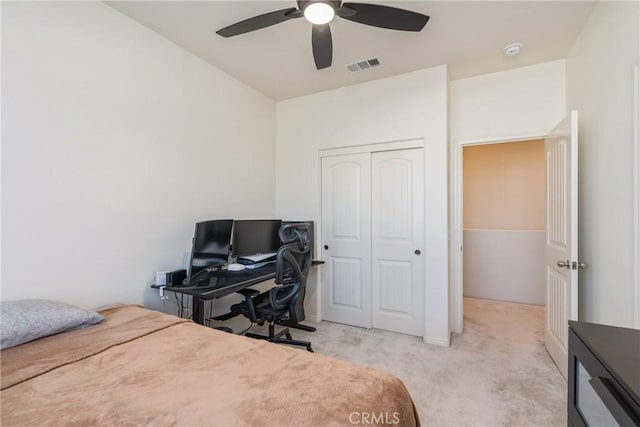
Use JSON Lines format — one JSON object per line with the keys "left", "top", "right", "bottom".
{"left": 304, "top": 3, "right": 335, "bottom": 25}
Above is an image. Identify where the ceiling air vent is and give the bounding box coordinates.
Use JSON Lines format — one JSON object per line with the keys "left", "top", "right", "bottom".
{"left": 346, "top": 57, "right": 383, "bottom": 73}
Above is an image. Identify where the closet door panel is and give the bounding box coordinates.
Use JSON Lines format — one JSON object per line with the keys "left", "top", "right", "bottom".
{"left": 321, "top": 153, "right": 372, "bottom": 328}
{"left": 372, "top": 148, "right": 425, "bottom": 336}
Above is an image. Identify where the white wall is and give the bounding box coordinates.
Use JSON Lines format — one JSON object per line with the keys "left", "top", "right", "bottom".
{"left": 1, "top": 2, "right": 276, "bottom": 309}
{"left": 275, "top": 66, "right": 450, "bottom": 345}
{"left": 566, "top": 1, "right": 639, "bottom": 328}
{"left": 450, "top": 60, "right": 566, "bottom": 144}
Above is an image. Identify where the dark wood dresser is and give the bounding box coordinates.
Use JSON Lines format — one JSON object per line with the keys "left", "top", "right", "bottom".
{"left": 568, "top": 321, "right": 640, "bottom": 426}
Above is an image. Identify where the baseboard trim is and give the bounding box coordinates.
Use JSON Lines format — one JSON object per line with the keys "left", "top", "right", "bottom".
{"left": 423, "top": 332, "right": 451, "bottom": 347}
{"left": 306, "top": 314, "right": 321, "bottom": 323}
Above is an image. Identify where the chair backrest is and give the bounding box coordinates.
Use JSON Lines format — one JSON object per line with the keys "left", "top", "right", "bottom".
{"left": 275, "top": 223, "right": 312, "bottom": 323}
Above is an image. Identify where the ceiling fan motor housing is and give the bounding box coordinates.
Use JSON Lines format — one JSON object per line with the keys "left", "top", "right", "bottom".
{"left": 297, "top": 0, "right": 342, "bottom": 13}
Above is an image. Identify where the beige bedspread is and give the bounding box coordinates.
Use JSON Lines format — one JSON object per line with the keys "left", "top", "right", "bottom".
{"left": 1, "top": 306, "right": 419, "bottom": 426}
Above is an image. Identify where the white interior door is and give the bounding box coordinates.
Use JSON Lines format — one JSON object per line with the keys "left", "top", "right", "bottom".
{"left": 321, "top": 153, "right": 372, "bottom": 328}
{"left": 545, "top": 110, "right": 579, "bottom": 379}
{"left": 372, "top": 149, "right": 425, "bottom": 336}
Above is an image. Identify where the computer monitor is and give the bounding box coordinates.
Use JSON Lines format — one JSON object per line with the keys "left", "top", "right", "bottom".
{"left": 187, "top": 219, "right": 233, "bottom": 284}
{"left": 232, "top": 219, "right": 282, "bottom": 258}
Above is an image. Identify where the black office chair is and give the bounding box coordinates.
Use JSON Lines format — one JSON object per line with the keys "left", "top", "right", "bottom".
{"left": 230, "top": 223, "right": 313, "bottom": 352}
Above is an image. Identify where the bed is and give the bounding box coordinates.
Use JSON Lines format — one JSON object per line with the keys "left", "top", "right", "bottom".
{"left": 1, "top": 304, "right": 419, "bottom": 426}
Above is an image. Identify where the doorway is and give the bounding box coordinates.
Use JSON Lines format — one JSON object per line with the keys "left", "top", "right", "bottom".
{"left": 452, "top": 112, "right": 579, "bottom": 378}
{"left": 462, "top": 139, "right": 546, "bottom": 306}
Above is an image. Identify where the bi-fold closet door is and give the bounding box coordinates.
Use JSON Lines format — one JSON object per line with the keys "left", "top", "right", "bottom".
{"left": 321, "top": 148, "right": 425, "bottom": 337}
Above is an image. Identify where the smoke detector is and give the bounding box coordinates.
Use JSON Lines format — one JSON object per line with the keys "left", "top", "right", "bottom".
{"left": 504, "top": 43, "right": 522, "bottom": 56}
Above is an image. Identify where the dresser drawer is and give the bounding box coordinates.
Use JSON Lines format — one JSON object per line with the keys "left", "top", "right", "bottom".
{"left": 568, "top": 325, "right": 640, "bottom": 426}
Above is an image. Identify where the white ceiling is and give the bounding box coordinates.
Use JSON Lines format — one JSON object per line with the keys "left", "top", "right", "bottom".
{"left": 106, "top": 1, "right": 597, "bottom": 101}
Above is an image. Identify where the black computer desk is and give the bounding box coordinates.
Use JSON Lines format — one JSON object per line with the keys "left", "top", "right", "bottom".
{"left": 163, "top": 260, "right": 323, "bottom": 325}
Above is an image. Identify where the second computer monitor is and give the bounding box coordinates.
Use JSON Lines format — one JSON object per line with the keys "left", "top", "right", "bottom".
{"left": 232, "top": 220, "right": 282, "bottom": 257}
{"left": 188, "top": 219, "right": 233, "bottom": 283}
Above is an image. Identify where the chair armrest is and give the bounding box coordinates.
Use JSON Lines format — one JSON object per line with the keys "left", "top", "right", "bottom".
{"left": 232, "top": 289, "right": 263, "bottom": 322}
{"left": 268, "top": 284, "right": 296, "bottom": 311}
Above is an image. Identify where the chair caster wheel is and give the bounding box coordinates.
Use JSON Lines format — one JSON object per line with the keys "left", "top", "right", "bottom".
{"left": 307, "top": 346, "right": 314, "bottom": 352}
{"left": 285, "top": 333, "right": 292, "bottom": 340}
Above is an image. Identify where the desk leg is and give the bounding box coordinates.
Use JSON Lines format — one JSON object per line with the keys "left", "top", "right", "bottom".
{"left": 192, "top": 296, "right": 205, "bottom": 325}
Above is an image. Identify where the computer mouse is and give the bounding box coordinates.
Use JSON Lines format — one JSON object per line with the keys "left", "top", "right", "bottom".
{"left": 227, "top": 263, "right": 245, "bottom": 271}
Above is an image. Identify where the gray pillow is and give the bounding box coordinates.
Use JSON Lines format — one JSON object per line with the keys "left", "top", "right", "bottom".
{"left": 0, "top": 299, "right": 105, "bottom": 350}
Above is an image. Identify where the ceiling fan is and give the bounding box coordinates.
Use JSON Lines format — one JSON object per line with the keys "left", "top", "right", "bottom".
{"left": 216, "top": 1, "right": 429, "bottom": 70}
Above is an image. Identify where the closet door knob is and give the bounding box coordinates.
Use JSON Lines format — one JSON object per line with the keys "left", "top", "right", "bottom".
{"left": 324, "top": 245, "right": 329, "bottom": 250}
{"left": 414, "top": 249, "right": 421, "bottom": 255}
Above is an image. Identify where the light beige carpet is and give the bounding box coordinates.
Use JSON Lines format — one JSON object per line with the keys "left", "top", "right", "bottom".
{"left": 284, "top": 297, "right": 567, "bottom": 426}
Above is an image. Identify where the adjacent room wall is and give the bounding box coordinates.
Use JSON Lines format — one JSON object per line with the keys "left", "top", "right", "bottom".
{"left": 463, "top": 140, "right": 545, "bottom": 305}
{"left": 275, "top": 66, "right": 449, "bottom": 345}
{"left": 566, "top": 1, "right": 640, "bottom": 328}
{"left": 1, "top": 2, "right": 276, "bottom": 309}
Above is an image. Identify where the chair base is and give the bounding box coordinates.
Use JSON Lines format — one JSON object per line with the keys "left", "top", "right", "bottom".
{"left": 245, "top": 323, "right": 313, "bottom": 352}
{"left": 275, "top": 321, "right": 316, "bottom": 333}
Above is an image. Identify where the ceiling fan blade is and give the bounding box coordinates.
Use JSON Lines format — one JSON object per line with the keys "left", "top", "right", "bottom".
{"left": 340, "top": 3, "right": 429, "bottom": 32}
{"left": 312, "top": 24, "right": 332, "bottom": 70}
{"left": 216, "top": 8, "right": 300, "bottom": 37}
